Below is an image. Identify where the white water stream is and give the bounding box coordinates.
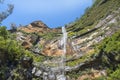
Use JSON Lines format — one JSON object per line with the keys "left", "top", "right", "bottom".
{"left": 43, "top": 26, "right": 67, "bottom": 80}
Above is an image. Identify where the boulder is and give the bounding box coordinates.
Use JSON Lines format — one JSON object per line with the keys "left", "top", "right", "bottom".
{"left": 34, "top": 70, "right": 42, "bottom": 77}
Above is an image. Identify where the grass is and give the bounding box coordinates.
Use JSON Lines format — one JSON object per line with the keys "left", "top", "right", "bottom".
{"left": 67, "top": 0, "right": 120, "bottom": 38}
{"left": 66, "top": 49, "right": 95, "bottom": 67}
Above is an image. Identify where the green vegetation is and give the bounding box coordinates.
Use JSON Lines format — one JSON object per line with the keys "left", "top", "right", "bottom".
{"left": 96, "top": 30, "right": 120, "bottom": 66}
{"left": 67, "top": 0, "right": 120, "bottom": 38}
{"left": 67, "top": 29, "right": 120, "bottom": 79}
{"left": 66, "top": 50, "right": 95, "bottom": 67}
{"left": 0, "top": 0, "right": 120, "bottom": 79}
{"left": 108, "top": 65, "right": 120, "bottom": 80}
{"left": 24, "top": 50, "right": 45, "bottom": 62}
{"left": 0, "top": 26, "right": 22, "bottom": 61}
{"left": 93, "top": 65, "right": 120, "bottom": 80}
{"left": 68, "top": 31, "right": 76, "bottom": 37}
{"left": 0, "top": 26, "right": 45, "bottom": 63}
{"left": 38, "top": 32, "right": 59, "bottom": 40}
{"left": 0, "top": 26, "right": 45, "bottom": 79}
{"left": 66, "top": 0, "right": 120, "bottom": 78}
{"left": 67, "top": 54, "right": 90, "bottom": 67}
{"left": 0, "top": 26, "right": 8, "bottom": 39}
{"left": 93, "top": 30, "right": 120, "bottom": 80}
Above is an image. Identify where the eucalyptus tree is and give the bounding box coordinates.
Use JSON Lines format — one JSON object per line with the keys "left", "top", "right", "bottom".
{"left": 0, "top": 0, "right": 14, "bottom": 23}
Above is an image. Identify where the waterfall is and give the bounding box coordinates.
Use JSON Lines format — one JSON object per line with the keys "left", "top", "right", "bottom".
{"left": 61, "top": 26, "right": 67, "bottom": 75}
{"left": 42, "top": 26, "right": 67, "bottom": 80}
{"left": 58, "top": 26, "right": 67, "bottom": 80}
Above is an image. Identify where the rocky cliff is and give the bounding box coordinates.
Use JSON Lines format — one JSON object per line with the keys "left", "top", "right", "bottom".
{"left": 0, "top": 0, "right": 120, "bottom": 80}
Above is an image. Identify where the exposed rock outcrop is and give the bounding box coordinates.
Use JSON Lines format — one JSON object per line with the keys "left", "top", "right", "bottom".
{"left": 18, "top": 21, "right": 51, "bottom": 34}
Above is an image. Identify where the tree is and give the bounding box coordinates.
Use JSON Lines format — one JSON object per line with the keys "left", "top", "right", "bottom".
{"left": 0, "top": 26, "right": 8, "bottom": 39}
{"left": 10, "top": 23, "right": 17, "bottom": 32}
{"left": 0, "top": 0, "right": 14, "bottom": 23}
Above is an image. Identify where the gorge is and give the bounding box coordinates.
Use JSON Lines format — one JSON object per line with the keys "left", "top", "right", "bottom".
{"left": 0, "top": 0, "right": 120, "bottom": 80}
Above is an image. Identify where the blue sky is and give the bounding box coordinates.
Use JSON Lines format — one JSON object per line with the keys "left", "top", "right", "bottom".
{"left": 1, "top": 0, "right": 93, "bottom": 29}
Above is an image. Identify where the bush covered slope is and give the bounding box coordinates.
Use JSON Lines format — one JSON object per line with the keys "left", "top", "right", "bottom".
{"left": 67, "top": 0, "right": 120, "bottom": 37}
{"left": 0, "top": 0, "right": 120, "bottom": 80}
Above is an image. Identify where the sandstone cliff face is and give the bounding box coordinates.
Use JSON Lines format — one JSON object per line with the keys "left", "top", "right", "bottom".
{"left": 15, "top": 7, "right": 120, "bottom": 56}
{"left": 16, "top": 21, "right": 61, "bottom": 51}
{"left": 18, "top": 20, "right": 61, "bottom": 34}
{"left": 42, "top": 39, "right": 76, "bottom": 56}
{"left": 1, "top": 2, "right": 119, "bottom": 80}
{"left": 18, "top": 21, "right": 51, "bottom": 34}
{"left": 66, "top": 8, "right": 120, "bottom": 56}
{"left": 2, "top": 0, "right": 120, "bottom": 80}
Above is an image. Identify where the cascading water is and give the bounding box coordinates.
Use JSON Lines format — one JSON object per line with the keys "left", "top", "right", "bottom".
{"left": 59, "top": 26, "right": 67, "bottom": 80}
{"left": 42, "top": 26, "right": 67, "bottom": 80}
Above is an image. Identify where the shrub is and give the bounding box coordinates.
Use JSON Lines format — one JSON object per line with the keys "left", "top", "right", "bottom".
{"left": 108, "top": 66, "right": 120, "bottom": 80}
{"left": 0, "top": 26, "right": 8, "bottom": 39}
